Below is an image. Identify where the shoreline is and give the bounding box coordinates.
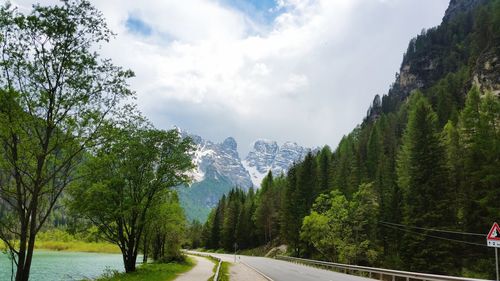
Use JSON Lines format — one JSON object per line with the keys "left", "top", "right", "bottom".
{"left": 1, "top": 241, "right": 121, "bottom": 254}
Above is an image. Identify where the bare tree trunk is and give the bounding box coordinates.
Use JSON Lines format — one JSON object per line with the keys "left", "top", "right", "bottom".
{"left": 124, "top": 237, "right": 137, "bottom": 272}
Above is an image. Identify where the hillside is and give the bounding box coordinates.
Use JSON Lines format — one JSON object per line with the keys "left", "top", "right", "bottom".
{"left": 197, "top": 0, "right": 500, "bottom": 278}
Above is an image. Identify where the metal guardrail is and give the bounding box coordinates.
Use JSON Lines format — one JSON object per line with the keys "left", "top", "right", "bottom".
{"left": 276, "top": 255, "right": 492, "bottom": 281}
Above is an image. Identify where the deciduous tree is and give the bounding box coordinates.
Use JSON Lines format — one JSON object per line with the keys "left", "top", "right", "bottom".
{"left": 0, "top": 2, "right": 133, "bottom": 280}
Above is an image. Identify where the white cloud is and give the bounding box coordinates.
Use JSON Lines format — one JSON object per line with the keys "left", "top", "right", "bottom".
{"left": 12, "top": 0, "right": 450, "bottom": 155}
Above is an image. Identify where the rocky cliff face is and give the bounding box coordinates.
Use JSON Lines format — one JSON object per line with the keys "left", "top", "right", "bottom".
{"left": 366, "top": 0, "right": 495, "bottom": 121}
{"left": 473, "top": 50, "right": 500, "bottom": 96}
{"left": 443, "top": 0, "right": 488, "bottom": 21}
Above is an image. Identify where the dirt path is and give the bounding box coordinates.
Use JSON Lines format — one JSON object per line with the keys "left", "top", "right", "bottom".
{"left": 175, "top": 255, "right": 214, "bottom": 281}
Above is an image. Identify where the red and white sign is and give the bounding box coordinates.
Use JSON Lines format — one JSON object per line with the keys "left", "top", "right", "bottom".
{"left": 487, "top": 222, "right": 500, "bottom": 248}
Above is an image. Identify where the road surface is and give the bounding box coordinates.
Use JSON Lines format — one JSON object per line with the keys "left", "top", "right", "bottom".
{"left": 190, "top": 251, "right": 373, "bottom": 281}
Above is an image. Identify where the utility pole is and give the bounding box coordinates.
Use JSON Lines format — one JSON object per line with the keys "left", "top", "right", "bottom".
{"left": 486, "top": 222, "right": 500, "bottom": 281}
{"left": 234, "top": 242, "right": 238, "bottom": 263}
{"left": 496, "top": 248, "right": 499, "bottom": 281}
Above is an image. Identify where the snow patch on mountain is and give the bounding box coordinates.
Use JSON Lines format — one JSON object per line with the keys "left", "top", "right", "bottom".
{"left": 243, "top": 139, "right": 310, "bottom": 187}
{"left": 242, "top": 159, "right": 267, "bottom": 187}
{"left": 178, "top": 128, "right": 252, "bottom": 189}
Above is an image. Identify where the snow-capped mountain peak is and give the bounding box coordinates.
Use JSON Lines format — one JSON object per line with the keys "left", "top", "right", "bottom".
{"left": 243, "top": 139, "right": 308, "bottom": 187}
{"left": 179, "top": 129, "right": 252, "bottom": 189}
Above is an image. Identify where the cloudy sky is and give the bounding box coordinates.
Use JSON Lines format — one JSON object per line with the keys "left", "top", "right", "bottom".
{"left": 15, "top": 0, "right": 449, "bottom": 155}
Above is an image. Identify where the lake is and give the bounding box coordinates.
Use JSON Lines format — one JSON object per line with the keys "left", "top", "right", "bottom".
{"left": 0, "top": 251, "right": 126, "bottom": 281}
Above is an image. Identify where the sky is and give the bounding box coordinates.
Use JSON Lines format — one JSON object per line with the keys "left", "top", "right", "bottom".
{"left": 14, "top": 0, "right": 449, "bottom": 156}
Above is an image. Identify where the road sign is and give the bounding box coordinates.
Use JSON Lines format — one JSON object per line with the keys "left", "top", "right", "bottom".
{"left": 487, "top": 222, "right": 500, "bottom": 248}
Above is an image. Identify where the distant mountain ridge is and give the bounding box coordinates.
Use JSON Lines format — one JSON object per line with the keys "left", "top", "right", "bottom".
{"left": 176, "top": 128, "right": 311, "bottom": 222}
{"left": 243, "top": 139, "right": 309, "bottom": 187}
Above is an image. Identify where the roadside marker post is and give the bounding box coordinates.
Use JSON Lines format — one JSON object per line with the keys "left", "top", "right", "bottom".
{"left": 486, "top": 222, "right": 500, "bottom": 281}
{"left": 234, "top": 242, "right": 238, "bottom": 263}
{"left": 496, "top": 248, "right": 499, "bottom": 281}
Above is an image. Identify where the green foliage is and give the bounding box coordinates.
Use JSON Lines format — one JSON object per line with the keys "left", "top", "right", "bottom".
{"left": 254, "top": 172, "right": 281, "bottom": 244}
{"left": 317, "top": 146, "right": 332, "bottom": 193}
{"left": 0, "top": 1, "right": 134, "bottom": 280}
{"left": 397, "top": 93, "right": 456, "bottom": 274}
{"left": 68, "top": 124, "right": 193, "bottom": 272}
{"left": 280, "top": 165, "right": 301, "bottom": 254}
{"left": 143, "top": 192, "right": 187, "bottom": 263}
{"left": 301, "top": 183, "right": 380, "bottom": 265}
{"left": 185, "top": 221, "right": 204, "bottom": 249}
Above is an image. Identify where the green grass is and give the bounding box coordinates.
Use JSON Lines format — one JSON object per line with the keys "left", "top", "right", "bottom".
{"left": 207, "top": 260, "right": 229, "bottom": 281}
{"left": 94, "top": 257, "right": 195, "bottom": 281}
{"left": 0, "top": 229, "right": 121, "bottom": 254}
{"left": 0, "top": 240, "right": 119, "bottom": 254}
{"left": 35, "top": 240, "right": 120, "bottom": 253}
{"left": 218, "top": 262, "right": 230, "bottom": 281}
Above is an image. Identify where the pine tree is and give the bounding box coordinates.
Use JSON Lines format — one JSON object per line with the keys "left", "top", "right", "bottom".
{"left": 210, "top": 195, "right": 226, "bottom": 249}
{"left": 317, "top": 146, "right": 332, "bottom": 193}
{"left": 222, "top": 190, "right": 241, "bottom": 250}
{"left": 460, "top": 86, "right": 486, "bottom": 233}
{"left": 397, "top": 93, "right": 456, "bottom": 274}
{"left": 366, "top": 124, "right": 382, "bottom": 180}
{"left": 280, "top": 165, "right": 301, "bottom": 255}
{"left": 254, "top": 172, "right": 275, "bottom": 244}
{"left": 442, "top": 121, "right": 464, "bottom": 224}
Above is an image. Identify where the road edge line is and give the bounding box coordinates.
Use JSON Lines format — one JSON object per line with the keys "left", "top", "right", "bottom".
{"left": 240, "top": 260, "right": 275, "bottom": 281}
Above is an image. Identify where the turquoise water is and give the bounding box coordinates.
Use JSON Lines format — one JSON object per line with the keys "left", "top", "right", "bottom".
{"left": 0, "top": 251, "right": 125, "bottom": 281}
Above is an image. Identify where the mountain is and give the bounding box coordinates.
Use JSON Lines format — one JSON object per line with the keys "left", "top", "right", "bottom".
{"left": 371, "top": 0, "right": 499, "bottom": 122}
{"left": 242, "top": 139, "right": 309, "bottom": 187}
{"left": 176, "top": 129, "right": 310, "bottom": 222}
{"left": 182, "top": 131, "right": 253, "bottom": 189}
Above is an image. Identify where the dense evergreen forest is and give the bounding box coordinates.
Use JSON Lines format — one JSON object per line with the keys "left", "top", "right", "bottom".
{"left": 194, "top": 0, "right": 500, "bottom": 278}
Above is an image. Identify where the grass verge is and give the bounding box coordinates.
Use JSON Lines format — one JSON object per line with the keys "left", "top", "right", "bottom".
{"left": 94, "top": 256, "right": 195, "bottom": 281}
{"left": 207, "top": 260, "right": 229, "bottom": 281}
{"left": 218, "top": 262, "right": 230, "bottom": 281}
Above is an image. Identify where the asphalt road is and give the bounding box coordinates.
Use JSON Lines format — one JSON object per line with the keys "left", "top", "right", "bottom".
{"left": 207, "top": 253, "right": 374, "bottom": 281}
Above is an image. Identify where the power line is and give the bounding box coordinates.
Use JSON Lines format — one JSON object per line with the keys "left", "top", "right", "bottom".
{"left": 379, "top": 221, "right": 486, "bottom": 237}
{"left": 380, "top": 223, "right": 488, "bottom": 248}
